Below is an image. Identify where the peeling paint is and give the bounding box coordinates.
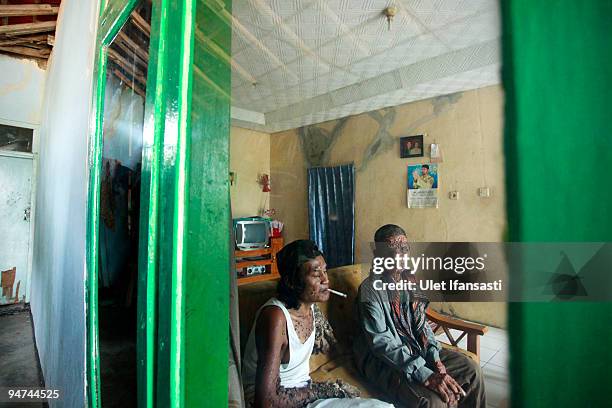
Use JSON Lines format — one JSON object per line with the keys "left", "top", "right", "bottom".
{"left": 0, "top": 267, "right": 21, "bottom": 304}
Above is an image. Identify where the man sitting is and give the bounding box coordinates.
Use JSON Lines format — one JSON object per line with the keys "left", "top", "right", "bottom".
{"left": 353, "top": 225, "right": 486, "bottom": 407}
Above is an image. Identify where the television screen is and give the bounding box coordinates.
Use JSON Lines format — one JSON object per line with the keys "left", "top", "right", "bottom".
{"left": 243, "top": 222, "right": 268, "bottom": 244}
{"left": 235, "top": 219, "right": 270, "bottom": 249}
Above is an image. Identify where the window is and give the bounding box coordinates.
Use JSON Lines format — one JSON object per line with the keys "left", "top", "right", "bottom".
{"left": 0, "top": 124, "right": 33, "bottom": 153}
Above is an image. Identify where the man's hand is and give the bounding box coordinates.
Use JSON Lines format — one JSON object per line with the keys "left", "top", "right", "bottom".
{"left": 424, "top": 372, "right": 465, "bottom": 406}
{"left": 434, "top": 361, "right": 447, "bottom": 374}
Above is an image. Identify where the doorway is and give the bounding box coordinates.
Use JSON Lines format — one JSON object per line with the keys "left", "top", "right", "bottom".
{"left": 0, "top": 121, "right": 37, "bottom": 306}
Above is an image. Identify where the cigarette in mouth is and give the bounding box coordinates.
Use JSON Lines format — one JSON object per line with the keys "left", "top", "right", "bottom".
{"left": 327, "top": 288, "right": 347, "bottom": 298}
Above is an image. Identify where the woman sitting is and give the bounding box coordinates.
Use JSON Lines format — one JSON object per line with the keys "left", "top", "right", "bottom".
{"left": 242, "top": 240, "right": 394, "bottom": 408}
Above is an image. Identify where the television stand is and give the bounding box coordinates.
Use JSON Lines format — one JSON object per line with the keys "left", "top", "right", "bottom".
{"left": 236, "top": 236, "right": 284, "bottom": 286}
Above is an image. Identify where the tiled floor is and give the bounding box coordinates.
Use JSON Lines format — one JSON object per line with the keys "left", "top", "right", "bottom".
{"left": 435, "top": 326, "right": 508, "bottom": 408}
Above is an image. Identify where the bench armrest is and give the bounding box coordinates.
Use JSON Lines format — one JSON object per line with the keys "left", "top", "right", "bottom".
{"left": 426, "top": 309, "right": 488, "bottom": 360}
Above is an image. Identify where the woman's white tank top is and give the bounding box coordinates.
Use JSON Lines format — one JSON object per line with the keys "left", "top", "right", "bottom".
{"left": 242, "top": 298, "right": 315, "bottom": 399}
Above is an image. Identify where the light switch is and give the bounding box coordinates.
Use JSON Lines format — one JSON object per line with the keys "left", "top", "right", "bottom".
{"left": 478, "top": 187, "right": 491, "bottom": 197}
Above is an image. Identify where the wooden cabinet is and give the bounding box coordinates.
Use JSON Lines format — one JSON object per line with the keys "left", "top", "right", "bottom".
{"left": 235, "top": 237, "right": 284, "bottom": 286}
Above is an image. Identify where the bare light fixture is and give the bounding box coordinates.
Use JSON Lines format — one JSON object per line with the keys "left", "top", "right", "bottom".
{"left": 383, "top": 6, "right": 397, "bottom": 31}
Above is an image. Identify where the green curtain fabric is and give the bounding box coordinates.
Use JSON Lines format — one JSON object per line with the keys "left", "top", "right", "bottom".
{"left": 502, "top": 1, "right": 612, "bottom": 407}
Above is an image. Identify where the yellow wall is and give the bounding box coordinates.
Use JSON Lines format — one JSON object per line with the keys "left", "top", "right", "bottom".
{"left": 230, "top": 126, "right": 271, "bottom": 218}
{"left": 270, "top": 85, "right": 507, "bottom": 327}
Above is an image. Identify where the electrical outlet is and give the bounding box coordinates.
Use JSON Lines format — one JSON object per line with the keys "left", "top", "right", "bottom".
{"left": 449, "top": 191, "right": 459, "bottom": 200}
{"left": 478, "top": 187, "right": 491, "bottom": 197}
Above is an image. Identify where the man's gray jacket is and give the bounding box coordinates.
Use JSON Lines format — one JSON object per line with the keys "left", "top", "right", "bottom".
{"left": 353, "top": 274, "right": 441, "bottom": 385}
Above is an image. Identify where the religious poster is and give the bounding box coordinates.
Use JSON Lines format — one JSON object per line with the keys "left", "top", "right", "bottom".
{"left": 407, "top": 163, "right": 439, "bottom": 208}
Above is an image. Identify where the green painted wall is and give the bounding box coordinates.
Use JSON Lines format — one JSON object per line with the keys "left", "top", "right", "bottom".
{"left": 502, "top": 1, "right": 612, "bottom": 407}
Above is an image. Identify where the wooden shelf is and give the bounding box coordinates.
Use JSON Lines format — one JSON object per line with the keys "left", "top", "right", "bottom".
{"left": 235, "top": 247, "right": 272, "bottom": 257}
{"left": 237, "top": 272, "right": 280, "bottom": 286}
{"left": 236, "top": 258, "right": 272, "bottom": 269}
{"left": 236, "top": 236, "right": 283, "bottom": 286}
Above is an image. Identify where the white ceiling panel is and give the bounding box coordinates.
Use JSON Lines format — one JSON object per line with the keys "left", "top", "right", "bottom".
{"left": 348, "top": 32, "right": 448, "bottom": 80}
{"left": 228, "top": 0, "right": 501, "bottom": 132}
{"left": 434, "top": 10, "right": 500, "bottom": 50}
{"left": 404, "top": 0, "right": 493, "bottom": 30}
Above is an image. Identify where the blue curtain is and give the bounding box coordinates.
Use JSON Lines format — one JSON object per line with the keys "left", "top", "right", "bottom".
{"left": 308, "top": 164, "right": 355, "bottom": 268}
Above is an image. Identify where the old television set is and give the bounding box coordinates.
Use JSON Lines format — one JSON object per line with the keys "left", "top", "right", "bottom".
{"left": 233, "top": 217, "right": 271, "bottom": 250}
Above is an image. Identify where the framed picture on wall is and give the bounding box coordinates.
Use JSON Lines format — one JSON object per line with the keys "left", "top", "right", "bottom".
{"left": 400, "top": 135, "right": 424, "bottom": 158}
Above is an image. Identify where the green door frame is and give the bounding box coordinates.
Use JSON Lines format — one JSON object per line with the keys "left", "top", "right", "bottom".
{"left": 502, "top": 1, "right": 612, "bottom": 407}
{"left": 85, "top": 0, "right": 231, "bottom": 407}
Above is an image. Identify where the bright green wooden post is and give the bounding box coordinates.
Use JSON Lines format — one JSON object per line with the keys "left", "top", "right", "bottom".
{"left": 183, "top": 1, "right": 232, "bottom": 406}
{"left": 502, "top": 1, "right": 612, "bottom": 407}
{"left": 152, "top": 0, "right": 232, "bottom": 405}
{"left": 88, "top": 0, "right": 231, "bottom": 406}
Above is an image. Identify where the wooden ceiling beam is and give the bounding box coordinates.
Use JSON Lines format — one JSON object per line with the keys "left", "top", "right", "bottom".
{"left": 117, "top": 31, "right": 148, "bottom": 62}
{"left": 0, "top": 34, "right": 48, "bottom": 47}
{"left": 130, "top": 11, "right": 150, "bottom": 37}
{"left": 112, "top": 68, "right": 146, "bottom": 98}
{"left": 107, "top": 48, "right": 147, "bottom": 86}
{"left": 0, "top": 45, "right": 51, "bottom": 58}
{"left": 0, "top": 21, "right": 56, "bottom": 36}
{"left": 110, "top": 42, "right": 148, "bottom": 71}
{"left": 0, "top": 4, "right": 60, "bottom": 17}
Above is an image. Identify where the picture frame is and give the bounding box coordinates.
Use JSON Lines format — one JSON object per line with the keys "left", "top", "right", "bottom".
{"left": 400, "top": 135, "right": 424, "bottom": 158}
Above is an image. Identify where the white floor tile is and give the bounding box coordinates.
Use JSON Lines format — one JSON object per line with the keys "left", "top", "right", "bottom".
{"left": 488, "top": 350, "right": 508, "bottom": 367}
{"left": 484, "top": 376, "right": 508, "bottom": 408}
{"left": 485, "top": 327, "right": 508, "bottom": 341}
{"left": 481, "top": 335, "right": 507, "bottom": 351}
{"left": 479, "top": 345, "right": 499, "bottom": 365}
{"left": 483, "top": 362, "right": 508, "bottom": 382}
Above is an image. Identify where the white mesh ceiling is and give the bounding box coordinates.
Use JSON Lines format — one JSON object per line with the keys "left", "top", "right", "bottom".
{"left": 230, "top": 0, "right": 501, "bottom": 132}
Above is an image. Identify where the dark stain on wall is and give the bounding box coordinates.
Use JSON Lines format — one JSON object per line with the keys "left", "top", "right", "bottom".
{"left": 297, "top": 92, "right": 463, "bottom": 171}
{"left": 298, "top": 117, "right": 348, "bottom": 167}
{"left": 359, "top": 107, "right": 396, "bottom": 171}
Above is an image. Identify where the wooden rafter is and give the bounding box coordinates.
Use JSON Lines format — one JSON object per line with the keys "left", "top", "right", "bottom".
{"left": 111, "top": 41, "right": 148, "bottom": 71}
{"left": 117, "top": 31, "right": 148, "bottom": 62}
{"left": 0, "top": 4, "right": 60, "bottom": 17}
{"left": 0, "top": 21, "right": 56, "bottom": 36}
{"left": 112, "top": 68, "right": 146, "bottom": 98}
{"left": 107, "top": 48, "right": 147, "bottom": 86}
{"left": 130, "top": 11, "right": 150, "bottom": 37}
{"left": 0, "top": 2, "right": 63, "bottom": 64}
{"left": 0, "top": 45, "right": 50, "bottom": 58}
{"left": 0, "top": 34, "right": 48, "bottom": 47}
